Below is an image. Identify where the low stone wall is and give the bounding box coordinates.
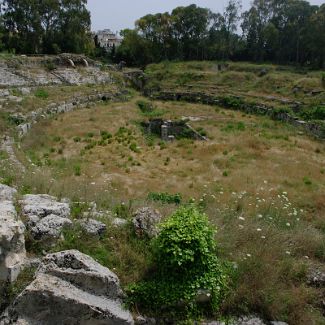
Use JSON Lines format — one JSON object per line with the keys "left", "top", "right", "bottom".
{"left": 142, "top": 118, "right": 207, "bottom": 141}
{"left": 150, "top": 90, "right": 325, "bottom": 139}
{"left": 16, "top": 90, "right": 127, "bottom": 137}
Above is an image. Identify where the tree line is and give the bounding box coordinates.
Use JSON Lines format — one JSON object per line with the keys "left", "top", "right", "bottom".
{"left": 0, "top": 0, "right": 93, "bottom": 54}
{"left": 0, "top": 0, "right": 324, "bottom": 68}
{"left": 114, "top": 0, "right": 325, "bottom": 68}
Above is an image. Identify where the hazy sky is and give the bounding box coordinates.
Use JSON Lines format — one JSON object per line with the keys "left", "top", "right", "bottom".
{"left": 87, "top": 0, "right": 324, "bottom": 32}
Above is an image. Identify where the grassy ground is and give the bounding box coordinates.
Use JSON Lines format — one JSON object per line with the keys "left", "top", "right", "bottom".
{"left": 9, "top": 96, "right": 324, "bottom": 324}
{"left": 145, "top": 61, "right": 325, "bottom": 115}
{"left": 1, "top": 60, "right": 325, "bottom": 324}
{"left": 2, "top": 83, "right": 122, "bottom": 116}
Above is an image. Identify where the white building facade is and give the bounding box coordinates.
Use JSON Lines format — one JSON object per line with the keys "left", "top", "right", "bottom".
{"left": 94, "top": 29, "right": 122, "bottom": 51}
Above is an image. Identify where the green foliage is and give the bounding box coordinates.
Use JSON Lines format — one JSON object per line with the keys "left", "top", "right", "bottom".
{"left": 136, "top": 100, "right": 164, "bottom": 117}
{"left": 100, "top": 130, "right": 112, "bottom": 140}
{"left": 223, "top": 171, "right": 229, "bottom": 177}
{"left": 1, "top": 0, "right": 92, "bottom": 54}
{"left": 73, "top": 164, "right": 81, "bottom": 176}
{"left": 176, "top": 72, "right": 204, "bottom": 86}
{"left": 148, "top": 192, "right": 182, "bottom": 205}
{"left": 222, "top": 122, "right": 245, "bottom": 132}
{"left": 303, "top": 176, "right": 312, "bottom": 185}
{"left": 137, "top": 100, "right": 154, "bottom": 113}
{"left": 7, "top": 114, "right": 25, "bottom": 126}
{"left": 300, "top": 106, "right": 325, "bottom": 121}
{"left": 127, "top": 206, "right": 229, "bottom": 316}
{"left": 70, "top": 202, "right": 90, "bottom": 219}
{"left": 34, "top": 88, "right": 49, "bottom": 99}
{"left": 222, "top": 96, "right": 245, "bottom": 109}
{"left": 129, "top": 142, "right": 140, "bottom": 153}
{"left": 270, "top": 107, "right": 292, "bottom": 119}
{"left": 196, "top": 127, "right": 207, "bottom": 137}
{"left": 113, "top": 202, "right": 132, "bottom": 219}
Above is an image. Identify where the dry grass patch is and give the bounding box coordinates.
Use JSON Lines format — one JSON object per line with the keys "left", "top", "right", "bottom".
{"left": 16, "top": 98, "right": 325, "bottom": 323}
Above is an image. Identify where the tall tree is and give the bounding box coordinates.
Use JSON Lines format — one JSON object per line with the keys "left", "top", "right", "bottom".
{"left": 0, "top": 1, "right": 4, "bottom": 51}
{"left": 223, "top": 0, "right": 242, "bottom": 58}
{"left": 116, "top": 1, "right": 325, "bottom": 67}
{"left": 171, "top": 5, "right": 210, "bottom": 60}
{"left": 307, "top": 4, "right": 325, "bottom": 68}
{"left": 1, "top": 0, "right": 92, "bottom": 54}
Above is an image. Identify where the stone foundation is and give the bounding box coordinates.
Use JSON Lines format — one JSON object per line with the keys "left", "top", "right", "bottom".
{"left": 149, "top": 91, "right": 325, "bottom": 139}
{"left": 142, "top": 119, "right": 207, "bottom": 141}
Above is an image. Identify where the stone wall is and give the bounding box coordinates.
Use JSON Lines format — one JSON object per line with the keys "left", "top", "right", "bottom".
{"left": 150, "top": 91, "right": 325, "bottom": 139}
{"left": 142, "top": 118, "right": 207, "bottom": 141}
{"left": 0, "top": 56, "right": 114, "bottom": 88}
{"left": 16, "top": 90, "right": 127, "bottom": 137}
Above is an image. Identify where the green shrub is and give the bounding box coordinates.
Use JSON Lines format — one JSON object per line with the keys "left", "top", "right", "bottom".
{"left": 196, "top": 127, "right": 207, "bottom": 137}
{"left": 74, "top": 164, "right": 81, "bottom": 176}
{"left": 129, "top": 142, "right": 140, "bottom": 153}
{"left": 136, "top": 100, "right": 155, "bottom": 113}
{"left": 222, "top": 96, "right": 245, "bottom": 109}
{"left": 100, "top": 130, "right": 112, "bottom": 140}
{"left": 148, "top": 192, "right": 182, "bottom": 205}
{"left": 303, "top": 176, "right": 312, "bottom": 185}
{"left": 35, "top": 88, "right": 49, "bottom": 99}
{"left": 70, "top": 202, "right": 90, "bottom": 219}
{"left": 136, "top": 100, "right": 164, "bottom": 117}
{"left": 270, "top": 107, "right": 292, "bottom": 119}
{"left": 300, "top": 106, "right": 325, "bottom": 121}
{"left": 7, "top": 115, "right": 25, "bottom": 126}
{"left": 127, "top": 206, "right": 229, "bottom": 315}
{"left": 113, "top": 202, "right": 132, "bottom": 219}
{"left": 223, "top": 171, "right": 229, "bottom": 177}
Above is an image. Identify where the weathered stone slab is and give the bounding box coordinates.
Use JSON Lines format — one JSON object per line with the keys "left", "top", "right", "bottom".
{"left": 0, "top": 185, "right": 26, "bottom": 283}
{"left": 8, "top": 250, "right": 134, "bottom": 325}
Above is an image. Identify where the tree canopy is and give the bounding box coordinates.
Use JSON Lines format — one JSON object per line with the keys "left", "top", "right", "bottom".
{"left": 0, "top": 0, "right": 92, "bottom": 54}
{"left": 0, "top": 0, "right": 324, "bottom": 68}
{"left": 115, "top": 1, "right": 325, "bottom": 68}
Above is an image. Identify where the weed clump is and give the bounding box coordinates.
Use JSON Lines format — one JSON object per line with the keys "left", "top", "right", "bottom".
{"left": 127, "top": 206, "right": 229, "bottom": 316}
{"left": 35, "top": 88, "right": 49, "bottom": 99}
{"left": 136, "top": 100, "right": 164, "bottom": 117}
{"left": 148, "top": 192, "right": 182, "bottom": 205}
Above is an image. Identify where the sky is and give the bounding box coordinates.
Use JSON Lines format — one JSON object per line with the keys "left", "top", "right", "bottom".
{"left": 87, "top": 0, "right": 324, "bottom": 33}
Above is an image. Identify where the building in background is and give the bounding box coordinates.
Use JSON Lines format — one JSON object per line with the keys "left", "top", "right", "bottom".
{"left": 93, "top": 29, "right": 122, "bottom": 51}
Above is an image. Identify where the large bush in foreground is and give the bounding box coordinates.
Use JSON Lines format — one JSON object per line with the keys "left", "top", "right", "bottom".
{"left": 127, "top": 206, "right": 229, "bottom": 315}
